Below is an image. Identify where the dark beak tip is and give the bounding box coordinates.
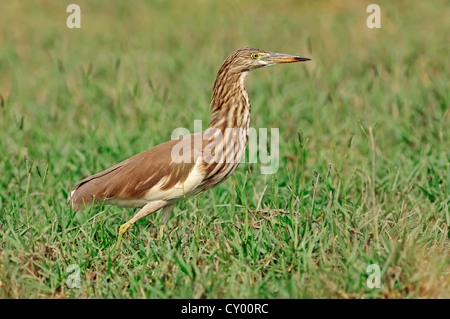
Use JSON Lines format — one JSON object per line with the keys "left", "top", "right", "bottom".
{"left": 296, "top": 56, "right": 311, "bottom": 62}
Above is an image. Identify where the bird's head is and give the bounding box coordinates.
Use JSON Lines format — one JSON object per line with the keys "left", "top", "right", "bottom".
{"left": 222, "top": 47, "right": 310, "bottom": 74}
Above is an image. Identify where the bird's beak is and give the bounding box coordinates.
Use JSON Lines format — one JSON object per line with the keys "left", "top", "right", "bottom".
{"left": 263, "top": 52, "right": 311, "bottom": 64}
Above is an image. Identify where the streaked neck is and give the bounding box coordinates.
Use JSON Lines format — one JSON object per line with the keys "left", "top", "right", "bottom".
{"left": 208, "top": 71, "right": 250, "bottom": 132}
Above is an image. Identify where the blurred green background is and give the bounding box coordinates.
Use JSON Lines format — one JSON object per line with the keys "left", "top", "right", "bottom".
{"left": 0, "top": 0, "right": 448, "bottom": 298}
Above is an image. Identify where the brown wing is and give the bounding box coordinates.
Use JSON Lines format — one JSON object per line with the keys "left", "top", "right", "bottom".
{"left": 70, "top": 133, "right": 202, "bottom": 211}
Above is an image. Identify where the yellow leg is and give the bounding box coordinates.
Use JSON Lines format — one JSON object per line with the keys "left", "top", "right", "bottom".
{"left": 114, "top": 221, "right": 133, "bottom": 251}
{"left": 158, "top": 224, "right": 166, "bottom": 241}
{"left": 114, "top": 200, "right": 167, "bottom": 251}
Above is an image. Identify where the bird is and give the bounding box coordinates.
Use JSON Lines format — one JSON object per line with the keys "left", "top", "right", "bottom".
{"left": 69, "top": 47, "right": 310, "bottom": 249}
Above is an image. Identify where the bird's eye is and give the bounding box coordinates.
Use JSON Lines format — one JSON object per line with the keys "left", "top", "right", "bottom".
{"left": 251, "top": 53, "right": 260, "bottom": 60}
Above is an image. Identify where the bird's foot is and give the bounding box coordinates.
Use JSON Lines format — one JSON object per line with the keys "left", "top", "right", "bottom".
{"left": 114, "top": 222, "right": 132, "bottom": 251}
{"left": 158, "top": 224, "right": 166, "bottom": 241}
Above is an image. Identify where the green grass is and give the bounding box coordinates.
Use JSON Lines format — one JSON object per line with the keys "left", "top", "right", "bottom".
{"left": 0, "top": 0, "right": 448, "bottom": 298}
